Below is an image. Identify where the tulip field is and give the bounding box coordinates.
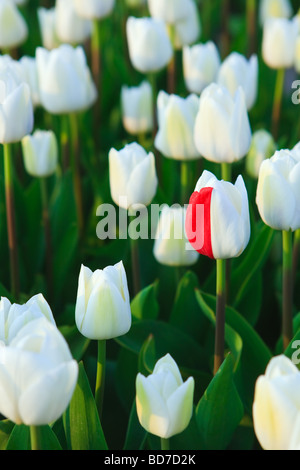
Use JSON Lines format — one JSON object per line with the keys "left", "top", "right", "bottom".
{"left": 1, "top": 0, "right": 300, "bottom": 453}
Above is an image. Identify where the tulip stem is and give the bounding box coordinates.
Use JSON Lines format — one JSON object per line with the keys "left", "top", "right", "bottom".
{"left": 69, "top": 112, "right": 84, "bottom": 238}
{"left": 3, "top": 143, "right": 20, "bottom": 301}
{"left": 293, "top": 229, "right": 300, "bottom": 287}
{"left": 167, "top": 24, "right": 176, "bottom": 94}
{"left": 282, "top": 230, "right": 293, "bottom": 350}
{"left": 60, "top": 114, "right": 69, "bottom": 172}
{"left": 148, "top": 73, "right": 157, "bottom": 136}
{"left": 130, "top": 235, "right": 141, "bottom": 296}
{"left": 95, "top": 339, "right": 106, "bottom": 419}
{"left": 30, "top": 426, "right": 42, "bottom": 451}
{"left": 161, "top": 438, "right": 170, "bottom": 451}
{"left": 91, "top": 18, "right": 102, "bottom": 150}
{"left": 246, "top": 0, "right": 257, "bottom": 57}
{"left": 272, "top": 68, "right": 285, "bottom": 141}
{"left": 214, "top": 258, "right": 226, "bottom": 375}
{"left": 221, "top": 163, "right": 232, "bottom": 182}
{"left": 181, "top": 161, "right": 190, "bottom": 205}
{"left": 40, "top": 177, "right": 53, "bottom": 302}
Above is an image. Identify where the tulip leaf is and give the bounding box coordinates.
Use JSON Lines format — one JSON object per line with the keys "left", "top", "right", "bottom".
{"left": 169, "top": 271, "right": 210, "bottom": 342}
{"left": 195, "top": 290, "right": 272, "bottom": 412}
{"left": 115, "top": 319, "right": 210, "bottom": 373}
{"left": 195, "top": 354, "right": 244, "bottom": 450}
{"left": 0, "top": 420, "right": 14, "bottom": 450}
{"left": 63, "top": 362, "right": 108, "bottom": 450}
{"left": 5, "top": 425, "right": 30, "bottom": 450}
{"left": 123, "top": 401, "right": 148, "bottom": 451}
{"left": 230, "top": 223, "right": 274, "bottom": 315}
{"left": 138, "top": 334, "right": 156, "bottom": 375}
{"left": 131, "top": 282, "right": 160, "bottom": 321}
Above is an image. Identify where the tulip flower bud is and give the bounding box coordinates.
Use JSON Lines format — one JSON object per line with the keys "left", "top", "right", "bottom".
{"left": 185, "top": 170, "right": 251, "bottom": 260}
{"left": 256, "top": 150, "right": 300, "bottom": 232}
{"left": 36, "top": 44, "right": 97, "bottom": 115}
{"left": 183, "top": 42, "right": 221, "bottom": 95}
{"left": 0, "top": 65, "right": 33, "bottom": 144}
{"left": 75, "top": 261, "right": 132, "bottom": 340}
{"left": 148, "top": 0, "right": 190, "bottom": 24}
{"left": 0, "top": 318, "right": 78, "bottom": 426}
{"left": 121, "top": 81, "right": 153, "bottom": 136}
{"left": 194, "top": 83, "right": 252, "bottom": 163}
{"left": 0, "top": 293, "right": 55, "bottom": 345}
{"left": 246, "top": 129, "right": 277, "bottom": 178}
{"left": 155, "top": 91, "right": 200, "bottom": 160}
{"left": 126, "top": 16, "right": 173, "bottom": 73}
{"left": 259, "top": 0, "right": 293, "bottom": 25}
{"left": 262, "top": 18, "right": 298, "bottom": 69}
{"left": 73, "top": 0, "right": 115, "bottom": 20}
{"left": 55, "top": 0, "right": 92, "bottom": 45}
{"left": 253, "top": 355, "right": 300, "bottom": 450}
{"left": 19, "top": 56, "right": 40, "bottom": 108}
{"left": 0, "top": 0, "right": 28, "bottom": 50}
{"left": 37, "top": 7, "right": 60, "bottom": 50}
{"left": 136, "top": 354, "right": 194, "bottom": 439}
{"left": 153, "top": 205, "right": 199, "bottom": 267}
{"left": 22, "top": 130, "right": 58, "bottom": 178}
{"left": 172, "top": 0, "right": 201, "bottom": 50}
{"left": 217, "top": 52, "right": 258, "bottom": 111}
{"left": 109, "top": 142, "right": 158, "bottom": 210}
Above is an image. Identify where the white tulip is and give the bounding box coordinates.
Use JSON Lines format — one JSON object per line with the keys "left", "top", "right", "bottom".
{"left": 262, "top": 18, "right": 298, "bottom": 69}
{"left": 73, "top": 0, "right": 115, "bottom": 20}
{"left": 121, "top": 81, "right": 153, "bottom": 136}
{"left": 172, "top": 0, "right": 201, "bottom": 50}
{"left": 259, "top": 0, "right": 293, "bottom": 25}
{"left": 75, "top": 261, "right": 132, "bottom": 340}
{"left": 217, "top": 52, "right": 258, "bottom": 110}
{"left": 0, "top": 64, "right": 33, "bottom": 144}
{"left": 36, "top": 44, "right": 97, "bottom": 115}
{"left": 136, "top": 354, "right": 195, "bottom": 438}
{"left": 256, "top": 149, "right": 300, "bottom": 231}
{"left": 37, "top": 7, "right": 60, "bottom": 50}
{"left": 154, "top": 205, "right": 199, "bottom": 267}
{"left": 0, "top": 294, "right": 55, "bottom": 345}
{"left": 19, "top": 56, "right": 40, "bottom": 108}
{"left": 55, "top": 0, "right": 92, "bottom": 45}
{"left": 0, "top": 0, "right": 28, "bottom": 50}
{"left": 186, "top": 170, "right": 251, "bottom": 260}
{"left": 0, "top": 318, "right": 78, "bottom": 426}
{"left": 253, "top": 355, "right": 300, "bottom": 450}
{"left": 194, "top": 83, "right": 252, "bottom": 163}
{"left": 22, "top": 130, "right": 58, "bottom": 178}
{"left": 109, "top": 142, "right": 158, "bottom": 210}
{"left": 183, "top": 42, "right": 221, "bottom": 95}
{"left": 155, "top": 91, "right": 200, "bottom": 160}
{"left": 147, "top": 0, "right": 190, "bottom": 24}
{"left": 126, "top": 16, "right": 173, "bottom": 73}
{"left": 246, "top": 129, "right": 277, "bottom": 178}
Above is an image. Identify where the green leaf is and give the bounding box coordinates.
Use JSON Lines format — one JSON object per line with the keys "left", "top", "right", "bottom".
{"left": 5, "top": 425, "right": 30, "bottom": 450}
{"left": 59, "top": 324, "right": 90, "bottom": 362}
{"left": 131, "top": 282, "right": 159, "bottom": 321}
{"left": 123, "top": 401, "right": 147, "bottom": 451}
{"left": 195, "top": 354, "right": 244, "bottom": 450}
{"left": 0, "top": 420, "right": 14, "bottom": 450}
{"left": 38, "top": 425, "right": 63, "bottom": 450}
{"left": 63, "top": 362, "right": 108, "bottom": 450}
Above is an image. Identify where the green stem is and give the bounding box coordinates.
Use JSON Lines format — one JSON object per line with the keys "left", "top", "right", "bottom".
{"left": 3, "top": 143, "right": 19, "bottom": 301}
{"left": 95, "top": 339, "right": 106, "bottom": 419}
{"left": 92, "top": 18, "right": 102, "bottom": 150}
{"left": 40, "top": 178, "right": 53, "bottom": 302}
{"left": 214, "top": 258, "right": 226, "bottom": 375}
{"left": 246, "top": 0, "right": 256, "bottom": 56}
{"left": 293, "top": 229, "right": 300, "bottom": 287}
{"left": 272, "top": 68, "right": 285, "bottom": 141}
{"left": 167, "top": 24, "right": 176, "bottom": 94}
{"left": 30, "top": 426, "right": 42, "bottom": 451}
{"left": 130, "top": 232, "right": 141, "bottom": 296}
{"left": 221, "top": 0, "right": 230, "bottom": 59}
{"left": 148, "top": 73, "right": 157, "bottom": 136}
{"left": 181, "top": 161, "right": 190, "bottom": 205}
{"left": 60, "top": 114, "right": 69, "bottom": 172}
{"left": 161, "top": 438, "right": 170, "bottom": 451}
{"left": 282, "top": 230, "right": 293, "bottom": 350}
{"left": 69, "top": 112, "right": 84, "bottom": 238}
{"left": 221, "top": 163, "right": 232, "bottom": 182}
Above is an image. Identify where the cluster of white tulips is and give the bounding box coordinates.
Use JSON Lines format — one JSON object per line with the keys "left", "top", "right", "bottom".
{"left": 0, "top": 0, "right": 300, "bottom": 453}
